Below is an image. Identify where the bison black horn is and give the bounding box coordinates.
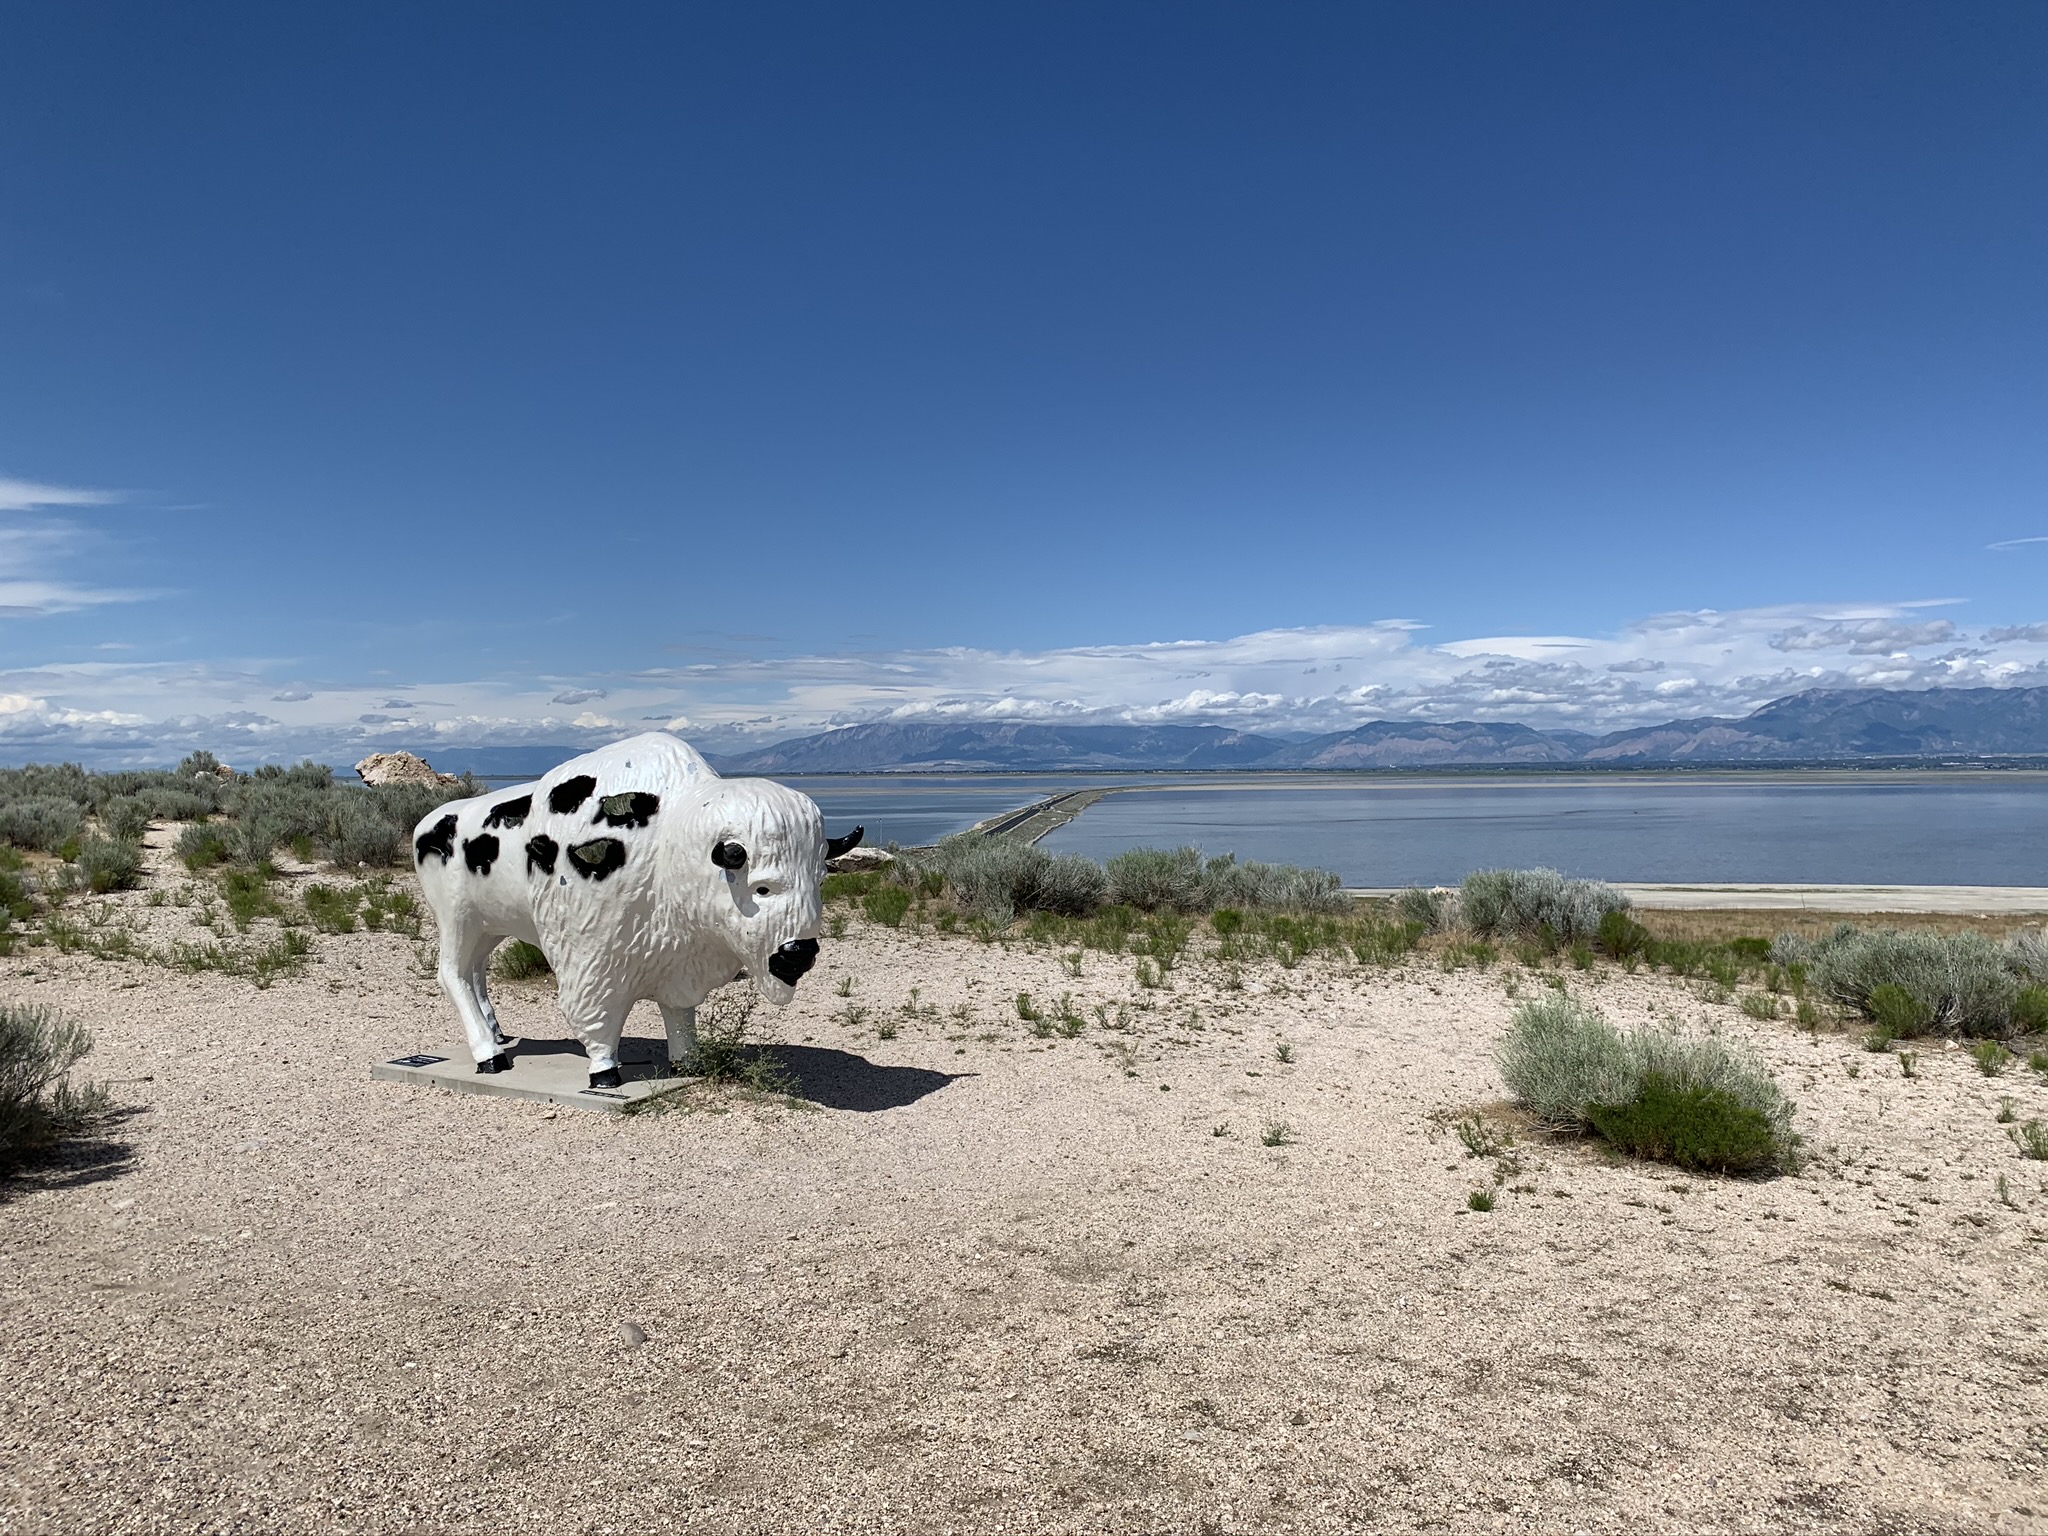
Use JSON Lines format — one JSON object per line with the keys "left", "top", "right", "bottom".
{"left": 825, "top": 825, "right": 865, "bottom": 860}
{"left": 710, "top": 840, "right": 747, "bottom": 870}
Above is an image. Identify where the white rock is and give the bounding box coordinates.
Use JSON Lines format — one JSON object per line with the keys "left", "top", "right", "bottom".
{"left": 355, "top": 751, "right": 459, "bottom": 787}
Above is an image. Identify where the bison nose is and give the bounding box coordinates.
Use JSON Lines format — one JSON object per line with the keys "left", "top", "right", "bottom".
{"left": 767, "top": 938, "right": 819, "bottom": 985}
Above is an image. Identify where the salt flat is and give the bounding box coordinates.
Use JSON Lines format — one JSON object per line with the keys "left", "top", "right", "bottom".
{"left": 3, "top": 847, "right": 2046, "bottom": 1535}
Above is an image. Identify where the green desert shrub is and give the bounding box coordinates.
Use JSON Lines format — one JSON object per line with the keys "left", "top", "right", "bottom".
{"left": 101, "top": 796, "right": 150, "bottom": 843}
{"left": 1394, "top": 886, "right": 1456, "bottom": 932}
{"left": 136, "top": 785, "right": 217, "bottom": 822}
{"left": 176, "top": 821, "right": 235, "bottom": 870}
{"left": 1201, "top": 854, "right": 1348, "bottom": 914}
{"left": 75, "top": 836, "right": 145, "bottom": 894}
{"left": 1866, "top": 981, "right": 1930, "bottom": 1041}
{"left": 2012, "top": 985, "right": 2048, "bottom": 1034}
{"left": 1777, "top": 924, "right": 2018, "bottom": 1038}
{"left": 861, "top": 884, "right": 913, "bottom": 928}
{"left": 321, "top": 795, "right": 406, "bottom": 868}
{"left": 2006, "top": 928, "right": 2048, "bottom": 985}
{"left": 1460, "top": 867, "right": 1630, "bottom": 947}
{"left": 0, "top": 1003, "right": 113, "bottom": 1176}
{"left": 1105, "top": 846, "right": 1207, "bottom": 913}
{"left": 1497, "top": 994, "right": 1638, "bottom": 1126}
{"left": 495, "top": 939, "right": 552, "bottom": 978}
{"left": 0, "top": 796, "right": 85, "bottom": 855}
{"left": 1596, "top": 908, "right": 1652, "bottom": 960}
{"left": 1585, "top": 1073, "right": 1788, "bottom": 1176}
{"left": 1497, "top": 995, "right": 1796, "bottom": 1173}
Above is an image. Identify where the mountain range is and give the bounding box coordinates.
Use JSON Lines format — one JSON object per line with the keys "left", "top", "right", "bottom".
{"left": 706, "top": 687, "right": 2048, "bottom": 773}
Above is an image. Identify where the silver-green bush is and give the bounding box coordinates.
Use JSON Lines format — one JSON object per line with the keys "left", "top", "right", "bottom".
{"left": 76, "top": 836, "right": 144, "bottom": 894}
{"left": 2006, "top": 927, "right": 2048, "bottom": 985}
{"left": 1497, "top": 994, "right": 1638, "bottom": 1125}
{"left": 1777, "top": 924, "right": 2018, "bottom": 1038}
{"left": 0, "top": 796, "right": 84, "bottom": 854}
{"left": 1459, "top": 867, "right": 1629, "bottom": 944}
{"left": 0, "top": 1003, "right": 112, "bottom": 1175}
{"left": 1497, "top": 995, "right": 1796, "bottom": 1172}
{"left": 1394, "top": 886, "right": 1457, "bottom": 932}
{"left": 1202, "top": 854, "right": 1349, "bottom": 914}
{"left": 1106, "top": 846, "right": 1207, "bottom": 912}
{"left": 101, "top": 796, "right": 150, "bottom": 843}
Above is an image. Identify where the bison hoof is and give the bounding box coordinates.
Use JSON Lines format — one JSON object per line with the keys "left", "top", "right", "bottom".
{"left": 477, "top": 1052, "right": 512, "bottom": 1075}
{"left": 588, "top": 1066, "right": 623, "bottom": 1090}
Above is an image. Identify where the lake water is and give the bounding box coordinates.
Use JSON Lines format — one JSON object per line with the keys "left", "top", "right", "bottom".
{"left": 475, "top": 769, "right": 2048, "bottom": 886}
{"left": 1036, "top": 776, "right": 2048, "bottom": 887}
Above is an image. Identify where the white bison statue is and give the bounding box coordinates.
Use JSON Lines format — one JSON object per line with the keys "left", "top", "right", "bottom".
{"left": 411, "top": 732, "right": 860, "bottom": 1088}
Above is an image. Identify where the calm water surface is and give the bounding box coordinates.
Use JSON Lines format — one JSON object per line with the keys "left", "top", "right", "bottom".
{"left": 480, "top": 770, "right": 2048, "bottom": 886}
{"left": 1037, "top": 778, "right": 2048, "bottom": 886}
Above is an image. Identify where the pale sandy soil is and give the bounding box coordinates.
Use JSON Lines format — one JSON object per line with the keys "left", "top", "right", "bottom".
{"left": 3, "top": 831, "right": 2048, "bottom": 1535}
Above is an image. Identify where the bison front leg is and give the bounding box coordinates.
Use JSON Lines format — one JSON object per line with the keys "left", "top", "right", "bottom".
{"left": 556, "top": 969, "right": 633, "bottom": 1091}
{"left": 658, "top": 1003, "right": 698, "bottom": 1074}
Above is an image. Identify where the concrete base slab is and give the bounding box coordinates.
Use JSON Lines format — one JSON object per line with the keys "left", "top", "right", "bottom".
{"left": 372, "top": 1034, "right": 698, "bottom": 1113}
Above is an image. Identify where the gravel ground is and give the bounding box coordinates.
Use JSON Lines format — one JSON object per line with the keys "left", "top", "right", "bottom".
{"left": 4, "top": 838, "right": 2047, "bottom": 1535}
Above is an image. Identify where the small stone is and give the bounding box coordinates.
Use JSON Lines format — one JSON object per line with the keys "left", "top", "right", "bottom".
{"left": 619, "top": 1321, "right": 648, "bottom": 1347}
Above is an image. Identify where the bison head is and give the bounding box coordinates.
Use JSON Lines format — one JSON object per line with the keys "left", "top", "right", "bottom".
{"left": 687, "top": 779, "right": 834, "bottom": 1006}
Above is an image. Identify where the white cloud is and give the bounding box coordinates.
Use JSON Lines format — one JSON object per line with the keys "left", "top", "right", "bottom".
{"left": 0, "top": 475, "right": 119, "bottom": 512}
{"left": 1768, "top": 619, "right": 1959, "bottom": 655}
{"left": 9, "top": 598, "right": 2048, "bottom": 765}
{"left": 1988, "top": 536, "right": 2048, "bottom": 551}
{"left": 552, "top": 687, "right": 608, "bottom": 705}
{"left": 0, "top": 476, "right": 146, "bottom": 617}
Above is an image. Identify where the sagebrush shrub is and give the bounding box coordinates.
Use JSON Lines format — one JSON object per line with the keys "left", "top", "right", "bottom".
{"left": 322, "top": 796, "right": 404, "bottom": 868}
{"left": 1497, "top": 995, "right": 1637, "bottom": 1126}
{"left": 1781, "top": 925, "right": 2018, "bottom": 1038}
{"left": 1203, "top": 854, "right": 1347, "bottom": 914}
{"left": 1460, "top": 867, "right": 1630, "bottom": 945}
{"left": 1106, "top": 847, "right": 1207, "bottom": 913}
{"left": 1497, "top": 995, "right": 1796, "bottom": 1172}
{"left": 2006, "top": 928, "right": 2048, "bottom": 984}
{"left": 0, "top": 796, "right": 85, "bottom": 855}
{"left": 101, "top": 796, "right": 150, "bottom": 843}
{"left": 495, "top": 939, "right": 552, "bottom": 978}
{"left": 76, "top": 836, "right": 144, "bottom": 894}
{"left": 0, "top": 1003, "right": 112, "bottom": 1175}
{"left": 1394, "top": 886, "right": 1456, "bottom": 932}
{"left": 176, "top": 821, "right": 235, "bottom": 870}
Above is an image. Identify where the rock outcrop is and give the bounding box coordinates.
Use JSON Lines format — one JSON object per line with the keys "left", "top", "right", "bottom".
{"left": 355, "top": 751, "right": 459, "bottom": 787}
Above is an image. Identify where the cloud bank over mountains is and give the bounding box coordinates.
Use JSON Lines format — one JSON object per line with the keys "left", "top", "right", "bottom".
{"left": 6, "top": 597, "right": 2048, "bottom": 766}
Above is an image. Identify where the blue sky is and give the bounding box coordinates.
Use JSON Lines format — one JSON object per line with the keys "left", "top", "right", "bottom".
{"left": 3, "top": 3, "right": 2046, "bottom": 764}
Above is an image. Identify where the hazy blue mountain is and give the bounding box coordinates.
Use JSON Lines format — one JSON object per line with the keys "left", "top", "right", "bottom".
{"left": 713, "top": 722, "right": 1286, "bottom": 773}
{"left": 705, "top": 688, "right": 2048, "bottom": 771}
{"left": 1260, "top": 720, "right": 1578, "bottom": 768}
{"left": 1582, "top": 686, "right": 2048, "bottom": 761}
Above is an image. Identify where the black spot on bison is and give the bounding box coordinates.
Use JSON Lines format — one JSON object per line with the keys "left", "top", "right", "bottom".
{"left": 415, "top": 814, "right": 457, "bottom": 866}
{"left": 525, "top": 835, "right": 560, "bottom": 876}
{"left": 549, "top": 775, "right": 596, "bottom": 815}
{"left": 483, "top": 794, "right": 532, "bottom": 829}
{"left": 462, "top": 834, "right": 500, "bottom": 876}
{"left": 567, "top": 837, "right": 628, "bottom": 882}
{"left": 594, "top": 790, "right": 660, "bottom": 828}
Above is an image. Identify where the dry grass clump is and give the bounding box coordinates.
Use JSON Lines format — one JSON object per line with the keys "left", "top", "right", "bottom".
{"left": 1498, "top": 994, "right": 1797, "bottom": 1174}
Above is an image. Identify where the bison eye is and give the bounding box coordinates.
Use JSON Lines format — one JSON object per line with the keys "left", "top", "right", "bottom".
{"left": 754, "top": 885, "right": 770, "bottom": 896}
